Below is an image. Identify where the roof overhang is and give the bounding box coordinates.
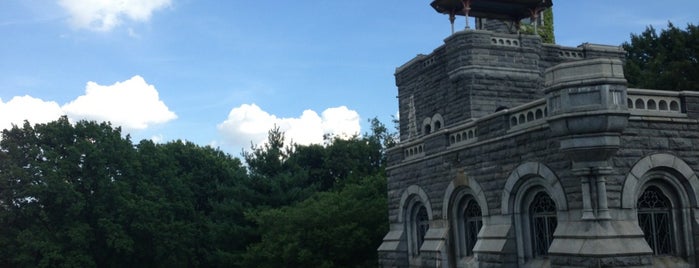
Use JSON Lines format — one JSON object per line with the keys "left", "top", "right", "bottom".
{"left": 430, "top": 0, "right": 553, "bottom": 21}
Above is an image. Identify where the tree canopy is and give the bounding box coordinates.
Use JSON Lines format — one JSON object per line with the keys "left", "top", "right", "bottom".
{"left": 0, "top": 116, "right": 394, "bottom": 267}
{"left": 623, "top": 22, "right": 699, "bottom": 91}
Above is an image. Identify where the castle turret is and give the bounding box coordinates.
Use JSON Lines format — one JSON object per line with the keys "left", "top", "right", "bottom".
{"left": 380, "top": 1, "right": 699, "bottom": 267}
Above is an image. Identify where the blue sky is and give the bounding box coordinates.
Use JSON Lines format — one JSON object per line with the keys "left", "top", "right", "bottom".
{"left": 1, "top": 0, "right": 697, "bottom": 155}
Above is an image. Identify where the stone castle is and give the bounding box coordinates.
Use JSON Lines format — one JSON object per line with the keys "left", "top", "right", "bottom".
{"left": 378, "top": 1, "right": 699, "bottom": 267}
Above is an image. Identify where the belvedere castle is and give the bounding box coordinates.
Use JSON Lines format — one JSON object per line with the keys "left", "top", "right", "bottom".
{"left": 378, "top": 0, "right": 699, "bottom": 267}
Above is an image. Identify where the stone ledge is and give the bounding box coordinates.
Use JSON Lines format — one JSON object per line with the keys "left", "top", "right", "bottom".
{"left": 549, "top": 220, "right": 652, "bottom": 257}
{"left": 545, "top": 58, "right": 626, "bottom": 90}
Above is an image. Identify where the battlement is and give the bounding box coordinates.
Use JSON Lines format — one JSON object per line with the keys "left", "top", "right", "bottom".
{"left": 389, "top": 88, "right": 699, "bottom": 167}
{"left": 395, "top": 29, "right": 624, "bottom": 143}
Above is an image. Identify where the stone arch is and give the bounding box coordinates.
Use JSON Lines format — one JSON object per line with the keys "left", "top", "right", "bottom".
{"left": 442, "top": 173, "right": 489, "bottom": 219}
{"left": 422, "top": 118, "right": 432, "bottom": 135}
{"left": 443, "top": 172, "right": 489, "bottom": 261}
{"left": 622, "top": 153, "right": 698, "bottom": 262}
{"left": 501, "top": 162, "right": 566, "bottom": 264}
{"left": 621, "top": 153, "right": 699, "bottom": 209}
{"left": 501, "top": 162, "right": 567, "bottom": 215}
{"left": 431, "top": 113, "right": 444, "bottom": 131}
{"left": 399, "top": 185, "right": 434, "bottom": 223}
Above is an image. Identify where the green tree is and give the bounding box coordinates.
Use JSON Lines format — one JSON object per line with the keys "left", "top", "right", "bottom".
{"left": 0, "top": 117, "right": 137, "bottom": 267}
{"left": 240, "top": 118, "right": 395, "bottom": 267}
{"left": 132, "top": 140, "right": 250, "bottom": 267}
{"left": 623, "top": 22, "right": 699, "bottom": 91}
{"left": 0, "top": 117, "right": 252, "bottom": 268}
{"left": 241, "top": 175, "right": 388, "bottom": 268}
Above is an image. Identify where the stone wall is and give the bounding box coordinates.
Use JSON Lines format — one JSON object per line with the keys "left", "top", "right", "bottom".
{"left": 381, "top": 28, "right": 699, "bottom": 267}
{"left": 382, "top": 97, "right": 699, "bottom": 267}
{"left": 395, "top": 30, "right": 625, "bottom": 142}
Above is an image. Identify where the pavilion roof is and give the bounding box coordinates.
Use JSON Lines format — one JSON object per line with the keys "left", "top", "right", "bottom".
{"left": 430, "top": 0, "right": 553, "bottom": 20}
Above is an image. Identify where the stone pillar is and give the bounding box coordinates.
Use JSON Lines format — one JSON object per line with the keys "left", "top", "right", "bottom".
{"left": 595, "top": 168, "right": 612, "bottom": 220}
{"left": 578, "top": 172, "right": 595, "bottom": 220}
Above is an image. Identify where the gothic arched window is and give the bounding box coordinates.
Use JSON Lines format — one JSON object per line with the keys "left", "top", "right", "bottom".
{"left": 637, "top": 186, "right": 675, "bottom": 255}
{"left": 530, "top": 192, "right": 557, "bottom": 257}
{"left": 463, "top": 199, "right": 483, "bottom": 256}
{"left": 416, "top": 205, "right": 429, "bottom": 249}
{"left": 408, "top": 202, "right": 429, "bottom": 256}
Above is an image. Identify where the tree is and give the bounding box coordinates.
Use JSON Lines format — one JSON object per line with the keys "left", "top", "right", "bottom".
{"left": 241, "top": 175, "right": 388, "bottom": 268}
{"left": 0, "top": 117, "right": 137, "bottom": 267}
{"left": 132, "top": 140, "right": 250, "bottom": 267}
{"left": 623, "top": 22, "right": 699, "bottom": 91}
{"left": 239, "top": 118, "right": 395, "bottom": 267}
{"left": 0, "top": 117, "right": 252, "bottom": 268}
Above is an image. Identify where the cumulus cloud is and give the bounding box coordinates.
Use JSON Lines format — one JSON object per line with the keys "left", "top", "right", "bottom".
{"left": 63, "top": 75, "right": 177, "bottom": 131}
{"left": 58, "top": 0, "right": 171, "bottom": 31}
{"left": 0, "top": 96, "right": 64, "bottom": 131}
{"left": 217, "top": 104, "right": 360, "bottom": 151}
{"left": 0, "top": 76, "right": 176, "bottom": 134}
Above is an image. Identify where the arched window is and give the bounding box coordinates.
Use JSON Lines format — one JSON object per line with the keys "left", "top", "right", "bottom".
{"left": 451, "top": 191, "right": 484, "bottom": 259}
{"left": 637, "top": 186, "right": 675, "bottom": 255}
{"left": 530, "top": 192, "right": 557, "bottom": 257}
{"left": 463, "top": 199, "right": 483, "bottom": 256}
{"left": 416, "top": 206, "right": 429, "bottom": 250}
{"left": 407, "top": 202, "right": 429, "bottom": 256}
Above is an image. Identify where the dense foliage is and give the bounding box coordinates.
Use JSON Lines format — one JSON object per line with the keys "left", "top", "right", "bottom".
{"left": 520, "top": 8, "right": 555, "bottom": 44}
{"left": 623, "top": 22, "right": 699, "bottom": 91}
{"left": 0, "top": 116, "right": 393, "bottom": 267}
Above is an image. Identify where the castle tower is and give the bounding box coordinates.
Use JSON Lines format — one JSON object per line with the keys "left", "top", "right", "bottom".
{"left": 379, "top": 1, "right": 699, "bottom": 267}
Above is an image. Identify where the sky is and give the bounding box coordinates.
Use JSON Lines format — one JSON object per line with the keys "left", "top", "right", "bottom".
{"left": 1, "top": 0, "right": 697, "bottom": 155}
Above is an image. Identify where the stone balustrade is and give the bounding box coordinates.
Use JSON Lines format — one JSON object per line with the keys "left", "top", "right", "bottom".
{"left": 508, "top": 100, "right": 548, "bottom": 128}
{"left": 490, "top": 36, "right": 520, "bottom": 47}
{"left": 448, "top": 125, "right": 478, "bottom": 146}
{"left": 557, "top": 48, "right": 584, "bottom": 59}
{"left": 403, "top": 143, "right": 425, "bottom": 160}
{"left": 627, "top": 88, "right": 682, "bottom": 114}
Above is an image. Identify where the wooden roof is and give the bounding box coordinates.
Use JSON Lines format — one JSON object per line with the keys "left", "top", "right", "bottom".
{"left": 430, "top": 0, "right": 553, "bottom": 20}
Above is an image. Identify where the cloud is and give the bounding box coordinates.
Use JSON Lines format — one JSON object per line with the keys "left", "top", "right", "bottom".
{"left": 58, "top": 0, "right": 171, "bottom": 31}
{"left": 0, "top": 96, "right": 64, "bottom": 131}
{"left": 0, "top": 76, "right": 176, "bottom": 134}
{"left": 217, "top": 104, "right": 360, "bottom": 151}
{"left": 63, "top": 75, "right": 177, "bottom": 131}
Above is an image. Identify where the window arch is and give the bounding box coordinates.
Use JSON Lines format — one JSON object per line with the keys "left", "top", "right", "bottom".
{"left": 451, "top": 193, "right": 483, "bottom": 258}
{"left": 463, "top": 199, "right": 483, "bottom": 256}
{"left": 443, "top": 175, "right": 489, "bottom": 264}
{"left": 622, "top": 154, "right": 698, "bottom": 263}
{"left": 422, "top": 118, "right": 432, "bottom": 135}
{"left": 431, "top": 113, "right": 444, "bottom": 132}
{"left": 407, "top": 200, "right": 430, "bottom": 256}
{"left": 529, "top": 191, "right": 557, "bottom": 257}
{"left": 502, "top": 162, "right": 565, "bottom": 265}
{"left": 637, "top": 185, "right": 675, "bottom": 255}
{"left": 399, "top": 185, "right": 433, "bottom": 262}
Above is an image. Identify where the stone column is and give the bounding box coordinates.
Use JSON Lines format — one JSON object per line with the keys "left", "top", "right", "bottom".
{"left": 595, "top": 168, "right": 612, "bottom": 220}
{"left": 577, "top": 171, "right": 596, "bottom": 220}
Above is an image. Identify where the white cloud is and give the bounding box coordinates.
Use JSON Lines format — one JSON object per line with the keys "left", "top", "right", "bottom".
{"left": 217, "top": 104, "right": 361, "bottom": 151}
{"left": 58, "top": 0, "right": 171, "bottom": 31}
{"left": 63, "top": 75, "right": 177, "bottom": 131}
{"left": 0, "top": 76, "right": 176, "bottom": 134}
{"left": 0, "top": 96, "right": 64, "bottom": 131}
